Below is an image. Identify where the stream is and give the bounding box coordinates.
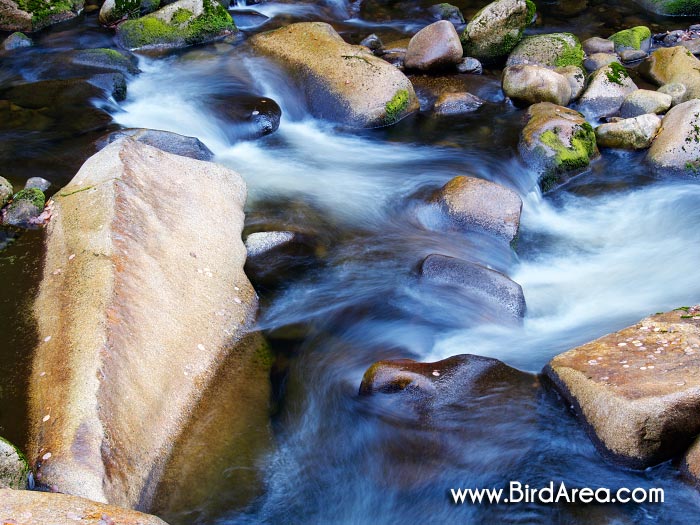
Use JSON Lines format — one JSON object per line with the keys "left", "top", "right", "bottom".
{"left": 2, "top": 0, "right": 700, "bottom": 523}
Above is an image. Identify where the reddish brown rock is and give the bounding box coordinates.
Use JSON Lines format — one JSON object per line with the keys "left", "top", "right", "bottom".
{"left": 544, "top": 306, "right": 700, "bottom": 468}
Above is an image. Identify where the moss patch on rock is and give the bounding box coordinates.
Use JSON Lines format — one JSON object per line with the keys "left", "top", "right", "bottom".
{"left": 605, "top": 62, "right": 629, "bottom": 85}
{"left": 15, "top": 0, "right": 80, "bottom": 29}
{"left": 13, "top": 187, "right": 45, "bottom": 210}
{"left": 385, "top": 89, "right": 410, "bottom": 124}
{"left": 554, "top": 39, "right": 584, "bottom": 68}
{"left": 117, "top": 0, "right": 234, "bottom": 50}
{"left": 609, "top": 26, "right": 651, "bottom": 50}
{"left": 538, "top": 123, "right": 596, "bottom": 190}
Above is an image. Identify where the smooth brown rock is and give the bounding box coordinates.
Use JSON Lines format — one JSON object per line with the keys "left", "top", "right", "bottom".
{"left": 502, "top": 64, "right": 571, "bottom": 106}
{"left": 405, "top": 20, "right": 462, "bottom": 71}
{"left": 249, "top": 22, "right": 419, "bottom": 127}
{"left": 0, "top": 488, "right": 169, "bottom": 524}
{"left": 431, "top": 175, "right": 521, "bottom": 242}
{"left": 647, "top": 99, "right": 700, "bottom": 174}
{"left": 28, "top": 139, "right": 270, "bottom": 510}
{"left": 544, "top": 306, "right": 700, "bottom": 468}
{"left": 639, "top": 46, "right": 700, "bottom": 99}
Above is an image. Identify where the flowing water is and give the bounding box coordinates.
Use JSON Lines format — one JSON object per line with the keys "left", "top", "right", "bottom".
{"left": 2, "top": 0, "right": 700, "bottom": 523}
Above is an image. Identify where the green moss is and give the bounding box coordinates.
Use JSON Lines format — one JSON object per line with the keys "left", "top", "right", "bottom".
{"left": 12, "top": 188, "right": 45, "bottom": 210}
{"left": 113, "top": 0, "right": 140, "bottom": 19}
{"left": 662, "top": 0, "right": 700, "bottom": 14}
{"left": 16, "top": 0, "right": 76, "bottom": 26}
{"left": 525, "top": 0, "right": 536, "bottom": 22}
{"left": 384, "top": 89, "right": 409, "bottom": 124}
{"left": 118, "top": 0, "right": 234, "bottom": 49}
{"left": 554, "top": 40, "right": 584, "bottom": 69}
{"left": 609, "top": 26, "right": 651, "bottom": 50}
{"left": 538, "top": 123, "right": 596, "bottom": 191}
{"left": 605, "top": 62, "right": 629, "bottom": 85}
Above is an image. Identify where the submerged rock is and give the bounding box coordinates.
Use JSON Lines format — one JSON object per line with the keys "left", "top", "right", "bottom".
{"left": 502, "top": 64, "right": 571, "bottom": 106}
{"left": 405, "top": 20, "right": 463, "bottom": 72}
{"left": 28, "top": 139, "right": 271, "bottom": 510}
{"left": 117, "top": 0, "right": 236, "bottom": 50}
{"left": 0, "top": 437, "right": 29, "bottom": 490}
{"left": 620, "top": 89, "right": 672, "bottom": 118}
{"left": 70, "top": 48, "right": 140, "bottom": 76}
{"left": 211, "top": 95, "right": 282, "bottom": 140}
{"left": 608, "top": 26, "right": 651, "bottom": 53}
{"left": 595, "top": 114, "right": 661, "bottom": 150}
{"left": 0, "top": 489, "right": 168, "bottom": 524}
{"left": 2, "top": 187, "right": 45, "bottom": 227}
{"left": 582, "top": 36, "right": 614, "bottom": 55}
{"left": 430, "top": 175, "right": 522, "bottom": 242}
{"left": 634, "top": 0, "right": 700, "bottom": 16}
{"left": 518, "top": 102, "right": 598, "bottom": 192}
{"left": 432, "top": 91, "right": 483, "bottom": 115}
{"left": 420, "top": 254, "right": 526, "bottom": 318}
{"left": 2, "top": 31, "right": 32, "bottom": 50}
{"left": 250, "top": 22, "right": 418, "bottom": 127}
{"left": 460, "top": 0, "right": 535, "bottom": 63}
{"left": 640, "top": 46, "right": 700, "bottom": 101}
{"left": 544, "top": 307, "right": 700, "bottom": 468}
{"left": 0, "top": 0, "right": 83, "bottom": 32}
{"left": 244, "top": 230, "right": 318, "bottom": 290}
{"left": 506, "top": 32, "right": 583, "bottom": 70}
{"left": 99, "top": 0, "right": 160, "bottom": 25}
{"left": 0, "top": 176, "right": 12, "bottom": 209}
{"left": 95, "top": 128, "right": 214, "bottom": 160}
{"left": 456, "top": 56, "right": 483, "bottom": 74}
{"left": 647, "top": 99, "right": 700, "bottom": 175}
{"left": 577, "top": 63, "right": 637, "bottom": 121}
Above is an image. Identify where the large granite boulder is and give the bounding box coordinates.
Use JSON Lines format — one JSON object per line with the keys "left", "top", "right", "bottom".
{"left": 117, "top": 0, "right": 235, "bottom": 50}
{"left": 0, "top": 0, "right": 83, "bottom": 32}
{"left": 0, "top": 489, "right": 168, "bottom": 524}
{"left": 28, "top": 138, "right": 271, "bottom": 511}
{"left": 544, "top": 307, "right": 700, "bottom": 468}
{"left": 430, "top": 175, "right": 522, "bottom": 243}
{"left": 404, "top": 20, "right": 463, "bottom": 71}
{"left": 639, "top": 46, "right": 700, "bottom": 100}
{"left": 420, "top": 254, "right": 526, "bottom": 318}
{"left": 647, "top": 99, "right": 700, "bottom": 175}
{"left": 577, "top": 63, "right": 638, "bottom": 121}
{"left": 518, "top": 102, "right": 598, "bottom": 191}
{"left": 505, "top": 32, "right": 583, "bottom": 70}
{"left": 633, "top": 0, "right": 700, "bottom": 15}
{"left": 502, "top": 64, "right": 571, "bottom": 106}
{"left": 250, "top": 22, "right": 419, "bottom": 127}
{"left": 460, "top": 0, "right": 535, "bottom": 63}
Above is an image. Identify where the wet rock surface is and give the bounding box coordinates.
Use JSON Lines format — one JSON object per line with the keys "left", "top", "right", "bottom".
{"left": 95, "top": 128, "right": 215, "bottom": 160}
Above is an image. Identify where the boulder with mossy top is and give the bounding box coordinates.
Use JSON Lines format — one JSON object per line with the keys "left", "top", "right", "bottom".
{"left": 620, "top": 89, "right": 672, "bottom": 118}
{"left": 250, "top": 22, "right": 419, "bottom": 128}
{"left": 430, "top": 175, "right": 522, "bottom": 242}
{"left": 116, "top": 0, "right": 235, "bottom": 51}
{"left": 633, "top": 0, "right": 700, "bottom": 16}
{"left": 428, "top": 2, "right": 464, "bottom": 24}
{"left": 608, "top": 26, "right": 651, "bottom": 53}
{"left": 640, "top": 46, "right": 700, "bottom": 101}
{"left": 519, "top": 102, "right": 598, "bottom": 191}
{"left": 2, "top": 31, "right": 32, "bottom": 50}
{"left": 405, "top": 20, "right": 463, "bottom": 72}
{"left": 1, "top": 187, "right": 45, "bottom": 227}
{"left": 595, "top": 114, "right": 661, "bottom": 150}
{"left": 544, "top": 306, "right": 700, "bottom": 468}
{"left": 460, "top": 0, "right": 536, "bottom": 64}
{"left": 0, "top": 489, "right": 168, "bottom": 524}
{"left": 0, "top": 437, "right": 29, "bottom": 490}
{"left": 577, "top": 63, "right": 637, "bottom": 121}
{"left": 99, "top": 0, "right": 160, "bottom": 25}
{"left": 0, "top": 176, "right": 12, "bottom": 209}
{"left": 420, "top": 254, "right": 526, "bottom": 319}
{"left": 647, "top": 99, "right": 700, "bottom": 175}
{"left": 506, "top": 32, "right": 583, "bottom": 70}
{"left": 27, "top": 139, "right": 271, "bottom": 512}
{"left": 0, "top": 0, "right": 84, "bottom": 32}
{"left": 70, "top": 48, "right": 140, "bottom": 75}
{"left": 502, "top": 64, "right": 571, "bottom": 106}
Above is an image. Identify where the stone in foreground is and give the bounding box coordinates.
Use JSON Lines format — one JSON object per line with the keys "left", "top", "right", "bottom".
{"left": 460, "top": 0, "right": 535, "bottom": 63}
{"left": 0, "top": 438, "right": 28, "bottom": 490}
{"left": 28, "top": 138, "right": 271, "bottom": 510}
{"left": 544, "top": 306, "right": 700, "bottom": 468}
{"left": 250, "top": 22, "right": 419, "bottom": 127}
{"left": 518, "top": 102, "right": 598, "bottom": 192}
{"left": 404, "top": 20, "right": 463, "bottom": 71}
{"left": 595, "top": 114, "right": 661, "bottom": 150}
{"left": 0, "top": 488, "right": 168, "bottom": 524}
{"left": 431, "top": 175, "right": 522, "bottom": 242}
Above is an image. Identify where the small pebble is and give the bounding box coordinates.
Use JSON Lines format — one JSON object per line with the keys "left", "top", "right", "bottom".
{"left": 432, "top": 370, "right": 440, "bottom": 377}
{"left": 44, "top": 336, "right": 51, "bottom": 343}
{"left": 42, "top": 452, "right": 52, "bottom": 461}
{"left": 197, "top": 343, "right": 205, "bottom": 351}
{"left": 42, "top": 415, "right": 50, "bottom": 422}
